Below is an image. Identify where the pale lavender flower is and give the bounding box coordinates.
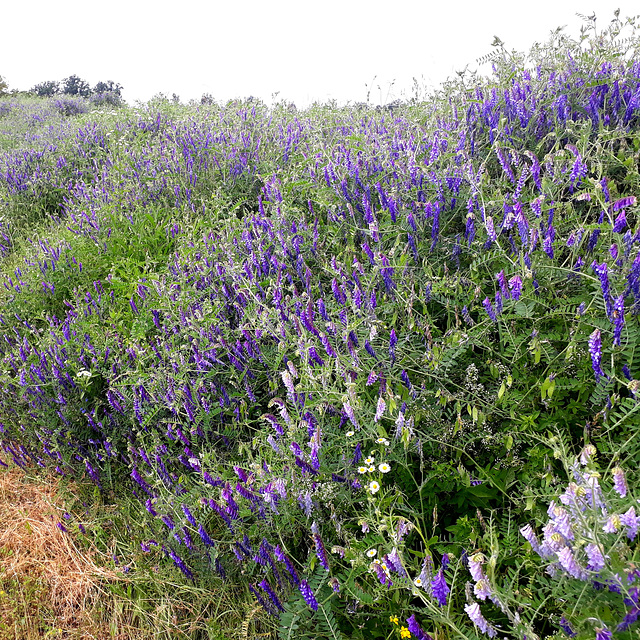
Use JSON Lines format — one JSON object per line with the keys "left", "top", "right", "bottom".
{"left": 464, "top": 602, "right": 497, "bottom": 637}
{"left": 468, "top": 553, "right": 487, "bottom": 581}
{"left": 620, "top": 506, "right": 639, "bottom": 540}
{"left": 474, "top": 579, "right": 492, "bottom": 600}
{"left": 520, "top": 524, "right": 542, "bottom": 555}
{"left": 585, "top": 543, "right": 606, "bottom": 572}
{"left": 374, "top": 396, "right": 386, "bottom": 422}
{"left": 557, "top": 546, "right": 584, "bottom": 579}
{"left": 612, "top": 467, "right": 628, "bottom": 498}
{"left": 604, "top": 514, "right": 621, "bottom": 533}
{"left": 343, "top": 401, "right": 358, "bottom": 429}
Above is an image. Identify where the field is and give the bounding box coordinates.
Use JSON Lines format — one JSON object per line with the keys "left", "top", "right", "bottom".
{"left": 1, "top": 15, "right": 640, "bottom": 640}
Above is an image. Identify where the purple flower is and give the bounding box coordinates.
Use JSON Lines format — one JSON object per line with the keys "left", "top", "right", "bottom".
{"left": 588, "top": 329, "right": 604, "bottom": 382}
{"left": 557, "top": 547, "right": 585, "bottom": 579}
{"left": 613, "top": 210, "right": 628, "bottom": 233}
{"left": 389, "top": 329, "right": 397, "bottom": 363}
{"left": 406, "top": 615, "right": 433, "bottom": 640}
{"left": 620, "top": 506, "right": 639, "bottom": 540}
{"left": 483, "top": 297, "right": 497, "bottom": 322}
{"left": 613, "top": 196, "right": 637, "bottom": 211}
{"left": 559, "top": 616, "right": 577, "bottom": 637}
{"left": 298, "top": 579, "right": 319, "bottom": 611}
{"left": 613, "top": 295, "right": 624, "bottom": 346}
{"left": 585, "top": 543, "right": 606, "bottom": 572}
{"left": 612, "top": 467, "right": 628, "bottom": 497}
{"left": 259, "top": 579, "right": 285, "bottom": 612}
{"left": 311, "top": 521, "right": 330, "bottom": 570}
{"left": 464, "top": 602, "right": 496, "bottom": 637}
{"left": 595, "top": 626, "right": 613, "bottom": 640}
{"left": 430, "top": 568, "right": 449, "bottom": 606}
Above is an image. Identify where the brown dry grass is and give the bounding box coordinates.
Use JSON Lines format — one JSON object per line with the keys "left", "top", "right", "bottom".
{"left": 0, "top": 463, "right": 137, "bottom": 639}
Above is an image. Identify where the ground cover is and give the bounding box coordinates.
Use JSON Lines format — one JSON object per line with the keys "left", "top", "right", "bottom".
{"left": 1, "top": 14, "right": 640, "bottom": 639}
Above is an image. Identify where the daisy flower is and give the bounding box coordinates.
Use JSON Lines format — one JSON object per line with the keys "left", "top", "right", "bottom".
{"left": 346, "top": 431, "right": 355, "bottom": 437}
{"left": 378, "top": 462, "right": 391, "bottom": 473}
{"left": 369, "top": 481, "right": 381, "bottom": 494}
{"left": 365, "top": 456, "right": 375, "bottom": 465}
{"left": 376, "top": 437, "right": 390, "bottom": 446}
{"left": 368, "top": 465, "right": 376, "bottom": 472}
{"left": 358, "top": 466, "right": 368, "bottom": 474}
{"left": 366, "top": 548, "right": 377, "bottom": 558}
{"left": 414, "top": 577, "right": 423, "bottom": 588}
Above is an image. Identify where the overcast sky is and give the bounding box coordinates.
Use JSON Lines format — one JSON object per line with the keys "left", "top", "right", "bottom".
{"left": 1, "top": 1, "right": 637, "bottom": 106}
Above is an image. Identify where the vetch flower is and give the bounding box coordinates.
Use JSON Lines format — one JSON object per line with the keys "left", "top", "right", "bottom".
{"left": 298, "top": 579, "right": 319, "bottom": 611}
{"left": 406, "top": 614, "right": 432, "bottom": 640}
{"left": 430, "top": 568, "right": 449, "bottom": 606}
{"left": 588, "top": 330, "right": 605, "bottom": 382}
{"left": 612, "top": 467, "right": 628, "bottom": 497}
{"left": 374, "top": 397, "right": 386, "bottom": 422}
{"left": 585, "top": 543, "right": 606, "bottom": 572}
{"left": 620, "top": 506, "right": 639, "bottom": 540}
{"left": 464, "top": 602, "right": 496, "bottom": 637}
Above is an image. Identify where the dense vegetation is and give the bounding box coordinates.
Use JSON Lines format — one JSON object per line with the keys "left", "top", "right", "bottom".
{"left": 1, "top": 14, "right": 640, "bottom": 639}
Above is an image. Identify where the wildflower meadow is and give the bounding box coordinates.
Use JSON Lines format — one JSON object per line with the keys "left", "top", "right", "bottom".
{"left": 1, "top": 13, "right": 640, "bottom": 640}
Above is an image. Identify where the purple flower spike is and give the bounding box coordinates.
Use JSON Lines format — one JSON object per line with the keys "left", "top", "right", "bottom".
{"left": 588, "top": 329, "right": 604, "bottom": 382}
{"left": 559, "top": 616, "right": 577, "bottom": 637}
{"left": 595, "top": 626, "right": 613, "bottom": 640}
{"left": 464, "top": 602, "right": 496, "bottom": 637}
{"left": 430, "top": 568, "right": 449, "bottom": 606}
{"left": 299, "top": 579, "right": 319, "bottom": 611}
{"left": 406, "top": 615, "right": 433, "bottom": 640}
{"left": 612, "top": 466, "right": 628, "bottom": 497}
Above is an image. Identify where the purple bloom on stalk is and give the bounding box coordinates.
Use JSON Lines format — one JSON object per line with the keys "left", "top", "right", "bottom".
{"left": 299, "top": 579, "right": 319, "bottom": 611}
{"left": 585, "top": 543, "right": 606, "bottom": 572}
{"left": 259, "top": 579, "right": 285, "bottom": 612}
{"left": 559, "top": 617, "right": 577, "bottom": 637}
{"left": 588, "top": 329, "right": 605, "bottom": 382}
{"left": 389, "top": 329, "right": 397, "bottom": 363}
{"left": 462, "top": 305, "right": 475, "bottom": 326}
{"left": 595, "top": 627, "right": 613, "bottom": 640}
{"left": 464, "top": 602, "right": 496, "bottom": 637}
{"left": 613, "top": 196, "right": 637, "bottom": 211}
{"left": 311, "top": 521, "right": 330, "bottom": 570}
{"left": 483, "top": 297, "right": 497, "bottom": 322}
{"left": 406, "top": 615, "right": 433, "bottom": 640}
{"left": 374, "top": 396, "right": 386, "bottom": 422}
{"left": 620, "top": 506, "right": 639, "bottom": 540}
{"left": 557, "top": 546, "right": 585, "bottom": 579}
{"left": 592, "top": 260, "right": 613, "bottom": 318}
{"left": 430, "top": 568, "right": 449, "bottom": 606}
{"left": 198, "top": 524, "right": 215, "bottom": 547}
{"left": 618, "top": 607, "right": 640, "bottom": 631}
{"left": 613, "top": 295, "right": 624, "bottom": 346}
{"left": 613, "top": 467, "right": 628, "bottom": 497}
{"left": 613, "top": 210, "right": 628, "bottom": 233}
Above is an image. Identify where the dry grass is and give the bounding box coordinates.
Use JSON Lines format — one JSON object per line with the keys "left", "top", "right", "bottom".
{"left": 0, "top": 463, "right": 137, "bottom": 639}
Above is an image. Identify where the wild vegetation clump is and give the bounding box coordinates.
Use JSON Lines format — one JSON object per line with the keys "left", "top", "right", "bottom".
{"left": 1, "top": 13, "right": 640, "bottom": 639}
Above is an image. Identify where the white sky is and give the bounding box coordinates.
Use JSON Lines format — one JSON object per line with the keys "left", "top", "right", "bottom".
{"left": 1, "top": 0, "right": 637, "bottom": 106}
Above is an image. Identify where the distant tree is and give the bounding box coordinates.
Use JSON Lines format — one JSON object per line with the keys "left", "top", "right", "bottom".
{"left": 31, "top": 80, "right": 59, "bottom": 97}
{"left": 0, "top": 75, "right": 8, "bottom": 95}
{"left": 61, "top": 75, "right": 91, "bottom": 97}
{"left": 93, "top": 80, "right": 123, "bottom": 96}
